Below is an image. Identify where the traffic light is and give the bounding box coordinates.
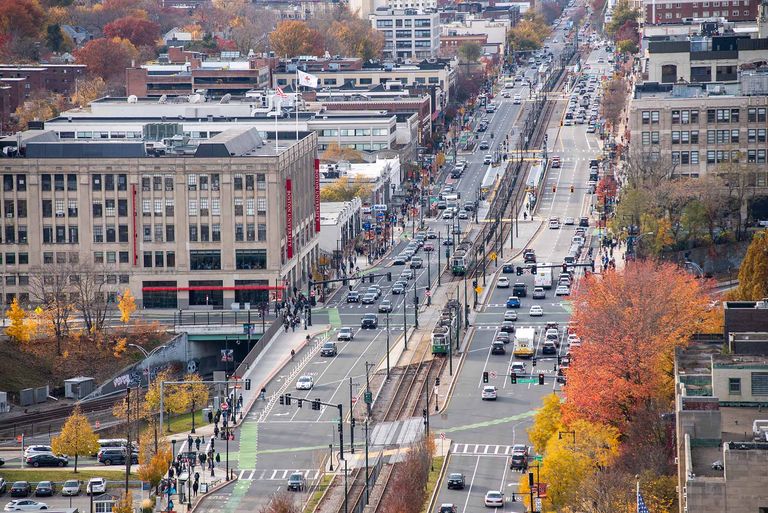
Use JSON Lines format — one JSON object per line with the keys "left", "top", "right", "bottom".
{"left": 435, "top": 377, "right": 440, "bottom": 386}
{"left": 552, "top": 186, "right": 556, "bottom": 193}
{"left": 312, "top": 399, "right": 321, "bottom": 410}
{"left": 562, "top": 263, "right": 568, "bottom": 273}
{"left": 279, "top": 395, "right": 285, "bottom": 405}
{"left": 369, "top": 275, "right": 375, "bottom": 283}
{"left": 538, "top": 373, "right": 545, "bottom": 386}
{"left": 297, "top": 398, "right": 302, "bottom": 408}
{"left": 532, "top": 357, "right": 537, "bottom": 368}
{"left": 570, "top": 185, "right": 574, "bottom": 193}
{"left": 245, "top": 379, "right": 251, "bottom": 391}
{"left": 343, "top": 278, "right": 348, "bottom": 286}
{"left": 285, "top": 393, "right": 292, "bottom": 406}
{"left": 516, "top": 266, "right": 523, "bottom": 276}
{"left": 387, "top": 272, "right": 392, "bottom": 281}
{"left": 483, "top": 371, "right": 489, "bottom": 383}
{"left": 422, "top": 408, "right": 427, "bottom": 419}
{"left": 510, "top": 372, "right": 517, "bottom": 384}
{"left": 531, "top": 265, "right": 537, "bottom": 275}
{"left": 591, "top": 259, "right": 596, "bottom": 272}
{"left": 338, "top": 421, "right": 343, "bottom": 433}
{"left": 351, "top": 418, "right": 356, "bottom": 428}
{"left": 472, "top": 280, "right": 478, "bottom": 288}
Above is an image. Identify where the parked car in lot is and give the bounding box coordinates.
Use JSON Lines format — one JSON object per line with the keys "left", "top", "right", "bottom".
{"left": 26, "top": 454, "right": 67, "bottom": 468}
{"left": 97, "top": 448, "right": 136, "bottom": 466}
{"left": 9, "top": 483, "right": 30, "bottom": 498}
{"left": 33, "top": 483, "right": 54, "bottom": 498}
{"left": 3, "top": 499, "right": 48, "bottom": 511}
{"left": 22, "top": 447, "right": 52, "bottom": 459}
{"left": 60, "top": 481, "right": 80, "bottom": 497}
{"left": 86, "top": 479, "right": 106, "bottom": 496}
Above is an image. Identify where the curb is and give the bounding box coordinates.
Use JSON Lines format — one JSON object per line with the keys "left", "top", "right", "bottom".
{"left": 189, "top": 475, "right": 239, "bottom": 513}
{"left": 423, "top": 449, "right": 453, "bottom": 513}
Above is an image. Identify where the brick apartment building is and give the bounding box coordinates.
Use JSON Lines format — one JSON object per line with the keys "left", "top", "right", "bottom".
{"left": 644, "top": 0, "right": 759, "bottom": 25}
{"left": 0, "top": 64, "right": 87, "bottom": 132}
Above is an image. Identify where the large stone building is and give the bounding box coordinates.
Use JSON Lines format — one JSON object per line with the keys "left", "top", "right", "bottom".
{"left": 0, "top": 127, "right": 319, "bottom": 309}
{"left": 643, "top": 0, "right": 760, "bottom": 25}
{"left": 369, "top": 9, "right": 442, "bottom": 60}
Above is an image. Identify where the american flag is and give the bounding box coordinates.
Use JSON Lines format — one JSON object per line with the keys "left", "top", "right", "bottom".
{"left": 275, "top": 86, "right": 287, "bottom": 98}
{"left": 637, "top": 491, "right": 650, "bottom": 513}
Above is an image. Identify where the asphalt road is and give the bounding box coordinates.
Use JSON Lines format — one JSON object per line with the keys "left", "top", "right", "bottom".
{"left": 429, "top": 40, "right": 614, "bottom": 513}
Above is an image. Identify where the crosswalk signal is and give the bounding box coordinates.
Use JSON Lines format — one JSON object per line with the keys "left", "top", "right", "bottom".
{"left": 483, "top": 371, "right": 489, "bottom": 383}
{"left": 279, "top": 395, "right": 285, "bottom": 405}
{"left": 538, "top": 373, "right": 545, "bottom": 385}
{"left": 510, "top": 372, "right": 517, "bottom": 384}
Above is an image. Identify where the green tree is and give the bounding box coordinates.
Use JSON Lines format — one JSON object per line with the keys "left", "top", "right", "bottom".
{"left": 731, "top": 230, "right": 768, "bottom": 300}
{"left": 606, "top": 0, "right": 640, "bottom": 35}
{"left": 457, "top": 42, "right": 482, "bottom": 64}
{"left": 51, "top": 406, "right": 100, "bottom": 472}
{"left": 617, "top": 39, "right": 638, "bottom": 54}
{"left": 46, "top": 24, "right": 65, "bottom": 53}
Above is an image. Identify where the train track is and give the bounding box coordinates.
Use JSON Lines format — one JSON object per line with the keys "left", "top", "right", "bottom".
{"left": 381, "top": 336, "right": 436, "bottom": 422}
{"left": 0, "top": 394, "right": 123, "bottom": 438}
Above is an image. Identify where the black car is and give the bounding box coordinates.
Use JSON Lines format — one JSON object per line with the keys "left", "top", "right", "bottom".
{"left": 26, "top": 453, "right": 68, "bottom": 467}
{"left": 361, "top": 314, "right": 378, "bottom": 329}
{"left": 347, "top": 291, "right": 360, "bottom": 303}
{"left": 579, "top": 217, "right": 590, "bottom": 227}
{"left": 34, "top": 482, "right": 55, "bottom": 497}
{"left": 97, "top": 448, "right": 138, "bottom": 466}
{"left": 502, "top": 264, "right": 514, "bottom": 274}
{"left": 10, "top": 482, "right": 31, "bottom": 497}
{"left": 446, "top": 473, "right": 465, "bottom": 489}
{"left": 320, "top": 341, "right": 338, "bottom": 357}
{"left": 491, "top": 341, "right": 506, "bottom": 355}
{"left": 512, "top": 283, "right": 527, "bottom": 297}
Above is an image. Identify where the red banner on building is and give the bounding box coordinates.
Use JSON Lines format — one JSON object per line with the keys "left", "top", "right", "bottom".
{"left": 314, "top": 158, "right": 321, "bottom": 233}
{"left": 286, "top": 178, "right": 294, "bottom": 259}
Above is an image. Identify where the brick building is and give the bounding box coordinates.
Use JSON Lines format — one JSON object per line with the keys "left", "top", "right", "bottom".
{"left": 643, "top": 0, "right": 759, "bottom": 25}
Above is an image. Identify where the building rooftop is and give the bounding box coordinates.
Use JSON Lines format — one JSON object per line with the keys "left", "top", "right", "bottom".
{"left": 633, "top": 75, "right": 768, "bottom": 99}
{"left": 319, "top": 200, "right": 362, "bottom": 226}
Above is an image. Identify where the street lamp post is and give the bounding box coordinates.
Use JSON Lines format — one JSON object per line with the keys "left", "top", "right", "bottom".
{"left": 402, "top": 283, "right": 408, "bottom": 350}
{"left": 413, "top": 280, "right": 419, "bottom": 329}
{"left": 426, "top": 249, "right": 432, "bottom": 305}
{"left": 437, "top": 233, "right": 442, "bottom": 287}
{"left": 385, "top": 311, "right": 390, "bottom": 378}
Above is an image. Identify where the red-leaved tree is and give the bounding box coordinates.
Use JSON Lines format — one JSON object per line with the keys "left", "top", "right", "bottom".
{"left": 75, "top": 37, "right": 139, "bottom": 92}
{"left": 103, "top": 16, "right": 160, "bottom": 48}
{"left": 563, "top": 261, "right": 719, "bottom": 431}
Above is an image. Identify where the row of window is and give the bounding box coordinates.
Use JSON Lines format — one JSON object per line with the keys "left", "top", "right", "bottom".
{"left": 644, "top": 107, "right": 768, "bottom": 125}
{"left": 643, "top": 129, "right": 768, "bottom": 145}
{"left": 278, "top": 76, "right": 441, "bottom": 87}
{"left": 663, "top": 0, "right": 750, "bottom": 6}
{"left": 319, "top": 128, "right": 391, "bottom": 137}
{"left": 707, "top": 149, "right": 767, "bottom": 164}
{"left": 318, "top": 143, "right": 390, "bottom": 151}
{"left": 0, "top": 252, "right": 29, "bottom": 265}
{"left": 143, "top": 251, "right": 176, "bottom": 268}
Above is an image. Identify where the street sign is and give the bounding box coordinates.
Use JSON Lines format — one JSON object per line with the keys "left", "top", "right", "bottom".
{"left": 351, "top": 397, "right": 358, "bottom": 404}
{"left": 475, "top": 286, "right": 483, "bottom": 294}
{"left": 440, "top": 433, "right": 446, "bottom": 440}
{"left": 490, "top": 371, "right": 497, "bottom": 379}
{"left": 221, "top": 402, "right": 229, "bottom": 411}
{"left": 533, "top": 454, "right": 543, "bottom": 462}
{"left": 518, "top": 378, "right": 537, "bottom": 384}
{"left": 490, "top": 252, "right": 497, "bottom": 261}
{"left": 364, "top": 391, "right": 373, "bottom": 404}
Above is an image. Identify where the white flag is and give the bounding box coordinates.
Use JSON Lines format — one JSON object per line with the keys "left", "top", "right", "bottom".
{"left": 297, "top": 69, "right": 319, "bottom": 88}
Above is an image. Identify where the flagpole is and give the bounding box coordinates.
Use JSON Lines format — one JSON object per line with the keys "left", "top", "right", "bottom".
{"left": 295, "top": 69, "right": 300, "bottom": 141}
{"left": 275, "top": 96, "right": 279, "bottom": 153}
{"left": 636, "top": 475, "right": 640, "bottom": 511}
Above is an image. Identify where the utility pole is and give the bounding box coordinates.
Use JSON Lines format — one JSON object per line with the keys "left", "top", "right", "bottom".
{"left": 385, "top": 311, "right": 390, "bottom": 378}
{"left": 402, "top": 284, "right": 408, "bottom": 350}
{"left": 365, "top": 362, "right": 374, "bottom": 418}
{"left": 364, "top": 419, "right": 370, "bottom": 505}
{"left": 124, "top": 388, "right": 130, "bottom": 494}
{"left": 348, "top": 378, "right": 355, "bottom": 454}
{"left": 437, "top": 233, "right": 441, "bottom": 286}
{"left": 413, "top": 280, "right": 419, "bottom": 329}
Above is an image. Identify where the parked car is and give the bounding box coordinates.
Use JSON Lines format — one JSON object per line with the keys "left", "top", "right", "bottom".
{"left": 22, "top": 447, "right": 52, "bottom": 459}
{"left": 86, "top": 479, "right": 106, "bottom": 496}
{"left": 33, "top": 483, "right": 54, "bottom": 498}
{"left": 3, "top": 500, "right": 48, "bottom": 511}
{"left": 9, "top": 483, "right": 30, "bottom": 498}
{"left": 97, "top": 448, "right": 136, "bottom": 466}
{"left": 60, "top": 481, "right": 80, "bottom": 497}
{"left": 26, "top": 454, "right": 67, "bottom": 468}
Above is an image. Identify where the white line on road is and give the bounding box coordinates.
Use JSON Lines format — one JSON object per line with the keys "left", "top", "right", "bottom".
{"left": 462, "top": 456, "right": 482, "bottom": 513}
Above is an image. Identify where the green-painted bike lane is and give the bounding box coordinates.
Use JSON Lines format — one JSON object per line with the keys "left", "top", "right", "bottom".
{"left": 220, "top": 422, "right": 258, "bottom": 513}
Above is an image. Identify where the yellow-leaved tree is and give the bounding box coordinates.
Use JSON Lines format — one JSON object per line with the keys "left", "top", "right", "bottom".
{"left": 112, "top": 491, "right": 134, "bottom": 513}
{"left": 5, "top": 297, "right": 36, "bottom": 343}
{"left": 182, "top": 373, "right": 210, "bottom": 422}
{"left": 527, "top": 393, "right": 562, "bottom": 455}
{"left": 137, "top": 447, "right": 172, "bottom": 493}
{"left": 118, "top": 289, "right": 137, "bottom": 324}
{"left": 51, "top": 406, "right": 100, "bottom": 472}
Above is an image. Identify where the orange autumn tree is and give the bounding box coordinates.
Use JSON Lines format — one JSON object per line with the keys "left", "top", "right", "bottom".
{"left": 563, "top": 261, "right": 718, "bottom": 430}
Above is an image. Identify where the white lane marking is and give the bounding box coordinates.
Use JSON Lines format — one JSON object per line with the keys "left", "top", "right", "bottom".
{"left": 461, "top": 456, "right": 482, "bottom": 513}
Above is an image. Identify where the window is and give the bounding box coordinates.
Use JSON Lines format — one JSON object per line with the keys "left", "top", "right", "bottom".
{"left": 749, "top": 108, "right": 757, "bottom": 122}
{"left": 93, "top": 226, "right": 103, "bottom": 243}
{"left": 731, "top": 108, "right": 740, "bottom": 122}
{"left": 651, "top": 111, "right": 660, "bottom": 124}
{"left": 68, "top": 226, "right": 78, "bottom": 243}
{"left": 257, "top": 198, "right": 267, "bottom": 214}
{"left": 67, "top": 200, "right": 77, "bottom": 217}
{"left": 19, "top": 253, "right": 28, "bottom": 264}
{"left": 144, "top": 251, "right": 152, "bottom": 268}
{"left": 166, "top": 251, "right": 175, "bottom": 268}
{"left": 200, "top": 224, "right": 209, "bottom": 242}
{"left": 708, "top": 109, "right": 716, "bottom": 123}
{"left": 166, "top": 224, "right": 175, "bottom": 242}
{"left": 246, "top": 223, "right": 255, "bottom": 242}
{"left": 751, "top": 372, "right": 768, "bottom": 396}
{"left": 188, "top": 200, "right": 197, "bottom": 216}
{"left": 119, "top": 251, "right": 129, "bottom": 263}
{"left": 66, "top": 174, "right": 77, "bottom": 191}
{"left": 642, "top": 111, "right": 650, "bottom": 124}
{"left": 16, "top": 175, "right": 25, "bottom": 191}
{"left": 681, "top": 110, "right": 690, "bottom": 124}
{"left": 142, "top": 199, "right": 151, "bottom": 216}
{"left": 642, "top": 132, "right": 650, "bottom": 145}
{"left": 104, "top": 199, "right": 115, "bottom": 217}
{"left": 154, "top": 224, "right": 163, "bottom": 242}
{"left": 651, "top": 132, "right": 660, "bottom": 144}
{"left": 165, "top": 175, "right": 174, "bottom": 191}
{"left": 246, "top": 199, "right": 254, "bottom": 216}
{"left": 731, "top": 129, "right": 739, "bottom": 143}
{"left": 236, "top": 249, "right": 267, "bottom": 270}
{"left": 92, "top": 174, "right": 102, "bottom": 191}
{"left": 118, "top": 174, "right": 127, "bottom": 191}
{"left": 189, "top": 225, "right": 198, "bottom": 241}
{"left": 119, "top": 225, "right": 128, "bottom": 243}
{"left": 142, "top": 176, "right": 150, "bottom": 191}
{"left": 165, "top": 199, "right": 174, "bottom": 217}
{"left": 155, "top": 251, "right": 164, "bottom": 268}
{"left": 246, "top": 175, "right": 254, "bottom": 191}
{"left": 44, "top": 252, "right": 53, "bottom": 264}
{"left": 759, "top": 150, "right": 766, "bottom": 164}
{"left": 54, "top": 174, "right": 64, "bottom": 191}
{"left": 154, "top": 200, "right": 162, "bottom": 215}
{"left": 672, "top": 110, "right": 680, "bottom": 124}
{"left": 681, "top": 131, "right": 690, "bottom": 144}
{"left": 707, "top": 130, "right": 716, "bottom": 144}
{"left": 691, "top": 130, "right": 699, "bottom": 144}
{"left": 153, "top": 176, "right": 162, "bottom": 191}
{"left": 234, "top": 174, "right": 243, "bottom": 190}
{"left": 55, "top": 226, "right": 65, "bottom": 244}
{"left": 200, "top": 198, "right": 209, "bottom": 216}
{"left": 42, "top": 200, "right": 52, "bottom": 218}
{"left": 187, "top": 174, "right": 197, "bottom": 191}
{"left": 234, "top": 199, "right": 243, "bottom": 216}
{"left": 212, "top": 223, "right": 221, "bottom": 242}
{"left": 691, "top": 110, "right": 699, "bottom": 123}
{"left": 212, "top": 199, "right": 220, "bottom": 216}
{"left": 104, "top": 174, "right": 114, "bottom": 190}
{"left": 106, "top": 251, "right": 116, "bottom": 264}
{"left": 672, "top": 131, "right": 680, "bottom": 144}
{"left": 190, "top": 250, "right": 221, "bottom": 270}
{"left": 94, "top": 251, "right": 104, "bottom": 264}
{"left": 18, "top": 226, "right": 27, "bottom": 244}
{"left": 707, "top": 150, "right": 716, "bottom": 164}
{"left": 235, "top": 223, "right": 244, "bottom": 242}
{"left": 212, "top": 174, "right": 220, "bottom": 191}
{"left": 143, "top": 225, "right": 151, "bottom": 242}
{"left": 258, "top": 223, "right": 267, "bottom": 241}
{"left": 256, "top": 174, "right": 266, "bottom": 190}
{"left": 41, "top": 174, "right": 52, "bottom": 191}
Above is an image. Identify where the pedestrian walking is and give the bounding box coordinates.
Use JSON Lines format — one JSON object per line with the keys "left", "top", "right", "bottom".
{"left": 195, "top": 437, "right": 201, "bottom": 451}
{"left": 214, "top": 425, "right": 220, "bottom": 439}
{"left": 215, "top": 453, "right": 221, "bottom": 464}
{"left": 207, "top": 410, "right": 213, "bottom": 424}
{"left": 187, "top": 435, "right": 193, "bottom": 449}
{"left": 192, "top": 481, "right": 199, "bottom": 497}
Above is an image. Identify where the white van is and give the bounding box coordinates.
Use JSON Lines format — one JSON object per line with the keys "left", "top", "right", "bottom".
{"left": 513, "top": 94, "right": 522, "bottom": 105}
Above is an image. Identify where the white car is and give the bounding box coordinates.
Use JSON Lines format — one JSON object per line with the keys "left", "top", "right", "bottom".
{"left": 60, "top": 480, "right": 81, "bottom": 496}
{"left": 504, "top": 310, "right": 518, "bottom": 321}
{"left": 529, "top": 305, "right": 544, "bottom": 317}
{"left": 481, "top": 386, "right": 498, "bottom": 401}
{"left": 510, "top": 362, "right": 526, "bottom": 374}
{"left": 564, "top": 216, "right": 575, "bottom": 225}
{"left": 484, "top": 490, "right": 504, "bottom": 507}
{"left": 549, "top": 219, "right": 560, "bottom": 229}
{"left": 568, "top": 334, "right": 582, "bottom": 346}
{"left": 513, "top": 94, "right": 522, "bottom": 104}
{"left": 555, "top": 285, "right": 570, "bottom": 296}
{"left": 86, "top": 478, "right": 106, "bottom": 495}
{"left": 483, "top": 154, "right": 493, "bottom": 165}
{"left": 23, "top": 446, "right": 52, "bottom": 458}
{"left": 337, "top": 327, "right": 354, "bottom": 341}
{"left": 296, "top": 376, "right": 314, "bottom": 390}
{"left": 497, "top": 277, "right": 510, "bottom": 288}
{"left": 4, "top": 500, "right": 49, "bottom": 511}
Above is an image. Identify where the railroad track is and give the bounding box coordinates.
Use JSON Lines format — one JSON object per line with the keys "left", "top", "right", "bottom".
{"left": 0, "top": 394, "right": 123, "bottom": 438}
{"left": 381, "top": 335, "right": 436, "bottom": 423}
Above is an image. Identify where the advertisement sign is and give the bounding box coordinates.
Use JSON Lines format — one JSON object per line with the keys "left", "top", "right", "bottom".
{"left": 286, "top": 179, "right": 294, "bottom": 259}
{"left": 314, "top": 159, "right": 321, "bottom": 233}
